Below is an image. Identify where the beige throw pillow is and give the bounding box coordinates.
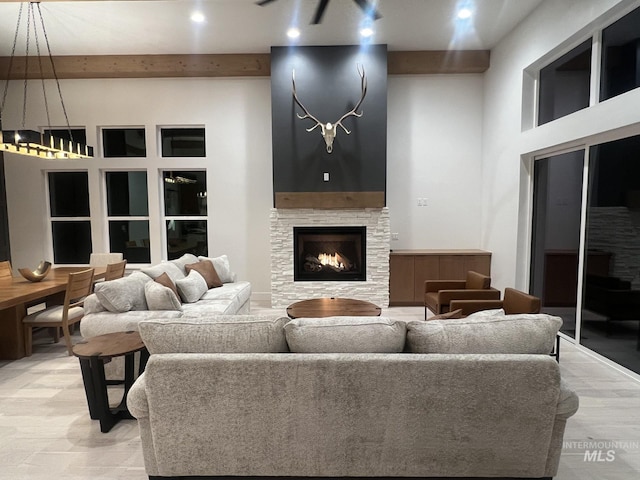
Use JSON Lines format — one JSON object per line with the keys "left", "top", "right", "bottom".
{"left": 175, "top": 270, "right": 208, "bottom": 303}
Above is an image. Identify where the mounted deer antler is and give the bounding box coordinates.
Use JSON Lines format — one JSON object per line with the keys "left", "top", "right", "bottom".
{"left": 292, "top": 64, "right": 367, "bottom": 153}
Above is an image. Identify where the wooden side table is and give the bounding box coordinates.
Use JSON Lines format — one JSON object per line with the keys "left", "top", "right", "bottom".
{"left": 73, "top": 330, "right": 149, "bottom": 433}
{"left": 286, "top": 297, "right": 382, "bottom": 319}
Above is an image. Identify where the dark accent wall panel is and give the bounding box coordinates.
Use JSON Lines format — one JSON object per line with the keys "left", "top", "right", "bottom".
{"left": 271, "top": 45, "right": 387, "bottom": 206}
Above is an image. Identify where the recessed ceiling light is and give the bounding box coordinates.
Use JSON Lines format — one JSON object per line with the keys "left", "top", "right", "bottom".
{"left": 191, "top": 12, "right": 206, "bottom": 23}
{"left": 457, "top": 8, "right": 473, "bottom": 20}
{"left": 287, "top": 27, "right": 301, "bottom": 39}
{"left": 360, "top": 27, "right": 374, "bottom": 38}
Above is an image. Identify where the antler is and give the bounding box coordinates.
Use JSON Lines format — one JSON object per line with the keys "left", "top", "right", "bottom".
{"left": 334, "top": 64, "right": 367, "bottom": 135}
{"left": 292, "top": 69, "right": 323, "bottom": 132}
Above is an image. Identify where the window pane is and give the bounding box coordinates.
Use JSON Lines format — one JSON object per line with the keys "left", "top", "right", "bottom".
{"left": 106, "top": 171, "right": 149, "bottom": 216}
{"left": 583, "top": 135, "right": 640, "bottom": 375}
{"left": 166, "top": 220, "right": 207, "bottom": 260}
{"left": 48, "top": 172, "right": 90, "bottom": 217}
{"left": 163, "top": 171, "right": 207, "bottom": 216}
{"left": 600, "top": 7, "right": 640, "bottom": 101}
{"left": 530, "top": 150, "right": 585, "bottom": 339}
{"left": 538, "top": 39, "right": 592, "bottom": 125}
{"left": 109, "top": 220, "right": 150, "bottom": 264}
{"left": 102, "top": 128, "right": 146, "bottom": 157}
{"left": 161, "top": 128, "right": 205, "bottom": 157}
{"left": 52, "top": 221, "right": 92, "bottom": 264}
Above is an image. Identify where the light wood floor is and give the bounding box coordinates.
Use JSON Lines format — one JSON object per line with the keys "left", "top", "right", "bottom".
{"left": 0, "top": 301, "right": 639, "bottom": 479}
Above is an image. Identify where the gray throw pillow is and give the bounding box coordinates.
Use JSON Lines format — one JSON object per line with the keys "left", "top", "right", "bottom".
{"left": 144, "top": 281, "right": 182, "bottom": 311}
{"left": 284, "top": 316, "right": 406, "bottom": 353}
{"left": 175, "top": 270, "right": 208, "bottom": 303}
{"left": 141, "top": 261, "right": 185, "bottom": 283}
{"left": 169, "top": 253, "right": 199, "bottom": 275}
{"left": 139, "top": 315, "right": 290, "bottom": 354}
{"left": 198, "top": 254, "right": 234, "bottom": 283}
{"left": 94, "top": 271, "right": 151, "bottom": 313}
{"left": 406, "top": 314, "right": 562, "bottom": 354}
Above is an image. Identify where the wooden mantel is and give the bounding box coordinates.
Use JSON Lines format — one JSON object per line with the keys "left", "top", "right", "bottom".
{"left": 0, "top": 50, "right": 490, "bottom": 79}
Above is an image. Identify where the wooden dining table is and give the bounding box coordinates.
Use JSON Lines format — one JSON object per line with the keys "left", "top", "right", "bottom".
{"left": 0, "top": 266, "right": 107, "bottom": 360}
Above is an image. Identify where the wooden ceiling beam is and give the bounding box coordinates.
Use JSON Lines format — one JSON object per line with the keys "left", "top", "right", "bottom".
{"left": 0, "top": 50, "right": 490, "bottom": 79}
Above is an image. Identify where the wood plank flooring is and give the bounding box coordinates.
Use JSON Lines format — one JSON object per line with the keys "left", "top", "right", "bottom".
{"left": 0, "top": 301, "right": 638, "bottom": 479}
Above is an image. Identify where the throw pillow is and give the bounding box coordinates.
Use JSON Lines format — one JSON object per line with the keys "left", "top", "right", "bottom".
{"left": 141, "top": 261, "right": 185, "bottom": 283}
{"left": 94, "top": 271, "right": 151, "bottom": 313}
{"left": 144, "top": 281, "right": 182, "bottom": 311}
{"left": 185, "top": 260, "right": 223, "bottom": 289}
{"left": 154, "top": 272, "right": 180, "bottom": 302}
{"left": 406, "top": 314, "right": 562, "bottom": 354}
{"left": 429, "top": 309, "right": 464, "bottom": 320}
{"left": 284, "top": 316, "right": 406, "bottom": 353}
{"left": 139, "top": 315, "right": 290, "bottom": 354}
{"left": 198, "top": 254, "right": 234, "bottom": 283}
{"left": 175, "top": 270, "right": 208, "bottom": 303}
{"left": 169, "top": 253, "right": 199, "bottom": 275}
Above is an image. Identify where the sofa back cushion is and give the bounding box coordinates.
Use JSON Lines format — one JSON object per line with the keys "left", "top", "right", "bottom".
{"left": 198, "top": 254, "right": 234, "bottom": 283}
{"left": 175, "top": 270, "right": 208, "bottom": 303}
{"left": 139, "top": 315, "right": 290, "bottom": 354}
{"left": 406, "top": 314, "right": 562, "bottom": 354}
{"left": 141, "top": 261, "right": 185, "bottom": 283}
{"left": 93, "top": 271, "right": 151, "bottom": 313}
{"left": 284, "top": 316, "right": 406, "bottom": 353}
{"left": 144, "top": 281, "right": 182, "bottom": 311}
{"left": 169, "top": 253, "right": 199, "bottom": 275}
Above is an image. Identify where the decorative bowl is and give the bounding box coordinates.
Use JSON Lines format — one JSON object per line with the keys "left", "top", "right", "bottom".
{"left": 19, "top": 261, "right": 52, "bottom": 282}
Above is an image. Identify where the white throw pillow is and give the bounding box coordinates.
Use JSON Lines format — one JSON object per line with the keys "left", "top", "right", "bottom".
{"left": 198, "top": 254, "right": 234, "bottom": 283}
{"left": 175, "top": 270, "right": 208, "bottom": 303}
{"left": 144, "top": 281, "right": 182, "bottom": 311}
{"left": 141, "top": 261, "right": 185, "bottom": 283}
{"left": 169, "top": 253, "right": 199, "bottom": 275}
{"left": 94, "top": 271, "right": 151, "bottom": 313}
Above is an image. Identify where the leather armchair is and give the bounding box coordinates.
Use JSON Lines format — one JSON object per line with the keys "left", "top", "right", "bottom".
{"left": 424, "top": 270, "right": 500, "bottom": 319}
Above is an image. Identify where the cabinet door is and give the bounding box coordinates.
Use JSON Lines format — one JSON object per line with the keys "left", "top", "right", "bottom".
{"left": 413, "top": 256, "right": 440, "bottom": 302}
{"left": 389, "top": 255, "right": 415, "bottom": 305}
{"left": 439, "top": 255, "right": 466, "bottom": 280}
{"left": 465, "top": 255, "right": 491, "bottom": 276}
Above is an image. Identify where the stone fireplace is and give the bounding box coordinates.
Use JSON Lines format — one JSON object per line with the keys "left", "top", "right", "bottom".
{"left": 270, "top": 208, "right": 390, "bottom": 308}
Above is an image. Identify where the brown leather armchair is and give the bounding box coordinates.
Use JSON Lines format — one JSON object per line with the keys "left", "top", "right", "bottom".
{"left": 424, "top": 270, "right": 500, "bottom": 319}
{"left": 449, "top": 287, "right": 541, "bottom": 317}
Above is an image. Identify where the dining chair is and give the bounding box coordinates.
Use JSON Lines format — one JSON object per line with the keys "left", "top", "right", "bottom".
{"left": 0, "top": 260, "right": 13, "bottom": 278}
{"left": 89, "top": 252, "right": 123, "bottom": 267}
{"left": 22, "top": 268, "right": 95, "bottom": 356}
{"left": 104, "top": 259, "right": 127, "bottom": 281}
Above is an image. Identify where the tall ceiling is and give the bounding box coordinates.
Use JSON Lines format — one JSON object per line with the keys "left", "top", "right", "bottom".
{"left": 0, "top": 0, "right": 545, "bottom": 57}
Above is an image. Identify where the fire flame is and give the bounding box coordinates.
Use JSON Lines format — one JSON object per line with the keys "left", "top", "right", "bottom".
{"left": 318, "top": 253, "right": 344, "bottom": 269}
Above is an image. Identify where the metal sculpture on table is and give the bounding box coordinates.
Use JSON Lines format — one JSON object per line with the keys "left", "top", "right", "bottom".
{"left": 19, "top": 261, "right": 52, "bottom": 282}
{"left": 292, "top": 65, "right": 367, "bottom": 153}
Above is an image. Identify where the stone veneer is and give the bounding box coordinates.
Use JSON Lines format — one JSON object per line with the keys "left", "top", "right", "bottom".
{"left": 270, "top": 208, "right": 390, "bottom": 308}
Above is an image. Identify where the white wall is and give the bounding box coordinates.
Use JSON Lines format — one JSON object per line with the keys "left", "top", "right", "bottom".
{"left": 482, "top": 0, "right": 640, "bottom": 290}
{"left": 386, "top": 74, "right": 484, "bottom": 249}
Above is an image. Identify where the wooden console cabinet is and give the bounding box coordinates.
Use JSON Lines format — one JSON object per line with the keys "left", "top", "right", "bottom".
{"left": 389, "top": 249, "right": 492, "bottom": 306}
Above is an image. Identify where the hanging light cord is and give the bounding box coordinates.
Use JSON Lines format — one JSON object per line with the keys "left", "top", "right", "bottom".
{"left": 32, "top": 3, "right": 53, "bottom": 137}
{"left": 0, "top": 3, "right": 24, "bottom": 121}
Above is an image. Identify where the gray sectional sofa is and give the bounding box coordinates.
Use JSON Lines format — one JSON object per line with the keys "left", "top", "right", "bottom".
{"left": 80, "top": 253, "right": 251, "bottom": 339}
{"left": 127, "top": 312, "right": 578, "bottom": 480}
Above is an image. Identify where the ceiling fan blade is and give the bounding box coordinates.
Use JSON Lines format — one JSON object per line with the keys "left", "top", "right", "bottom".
{"left": 312, "top": 0, "right": 331, "bottom": 24}
{"left": 352, "top": 0, "right": 382, "bottom": 20}
{"left": 255, "top": 0, "right": 278, "bottom": 6}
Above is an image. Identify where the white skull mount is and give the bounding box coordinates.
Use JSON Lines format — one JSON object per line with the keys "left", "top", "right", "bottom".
{"left": 291, "top": 65, "right": 367, "bottom": 154}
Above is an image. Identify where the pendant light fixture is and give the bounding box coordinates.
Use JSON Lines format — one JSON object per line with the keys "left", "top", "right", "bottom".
{"left": 0, "top": 2, "right": 93, "bottom": 159}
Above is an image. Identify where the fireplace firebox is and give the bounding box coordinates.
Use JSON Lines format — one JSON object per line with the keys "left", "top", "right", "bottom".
{"left": 293, "top": 226, "right": 366, "bottom": 281}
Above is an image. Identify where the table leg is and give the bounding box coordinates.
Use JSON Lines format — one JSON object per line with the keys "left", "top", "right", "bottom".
{"left": 78, "top": 358, "right": 100, "bottom": 420}
{"left": 0, "top": 304, "right": 27, "bottom": 359}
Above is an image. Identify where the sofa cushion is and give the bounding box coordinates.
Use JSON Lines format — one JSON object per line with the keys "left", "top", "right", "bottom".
{"left": 145, "top": 281, "right": 182, "bottom": 311}
{"left": 406, "top": 313, "right": 562, "bottom": 354}
{"left": 93, "top": 271, "right": 151, "bottom": 313}
{"left": 142, "top": 261, "right": 185, "bottom": 283}
{"left": 198, "top": 254, "right": 234, "bottom": 283}
{"left": 467, "top": 308, "right": 505, "bottom": 318}
{"left": 138, "top": 315, "right": 290, "bottom": 354}
{"left": 154, "top": 272, "right": 180, "bottom": 302}
{"left": 175, "top": 270, "right": 208, "bottom": 303}
{"left": 284, "top": 316, "right": 406, "bottom": 353}
{"left": 186, "top": 260, "right": 223, "bottom": 289}
{"left": 169, "top": 253, "right": 199, "bottom": 275}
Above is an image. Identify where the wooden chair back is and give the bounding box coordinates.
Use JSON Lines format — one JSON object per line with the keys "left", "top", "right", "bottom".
{"left": 0, "top": 260, "right": 12, "bottom": 278}
{"left": 64, "top": 268, "right": 95, "bottom": 318}
{"left": 104, "top": 260, "right": 127, "bottom": 281}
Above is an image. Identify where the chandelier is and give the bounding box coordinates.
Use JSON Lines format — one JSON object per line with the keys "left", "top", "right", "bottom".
{"left": 0, "top": 2, "right": 93, "bottom": 159}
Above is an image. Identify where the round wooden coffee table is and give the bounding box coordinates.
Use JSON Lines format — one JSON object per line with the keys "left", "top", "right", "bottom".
{"left": 286, "top": 297, "right": 382, "bottom": 319}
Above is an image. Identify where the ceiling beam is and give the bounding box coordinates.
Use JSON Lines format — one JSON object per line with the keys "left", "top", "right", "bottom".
{"left": 0, "top": 50, "right": 490, "bottom": 79}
